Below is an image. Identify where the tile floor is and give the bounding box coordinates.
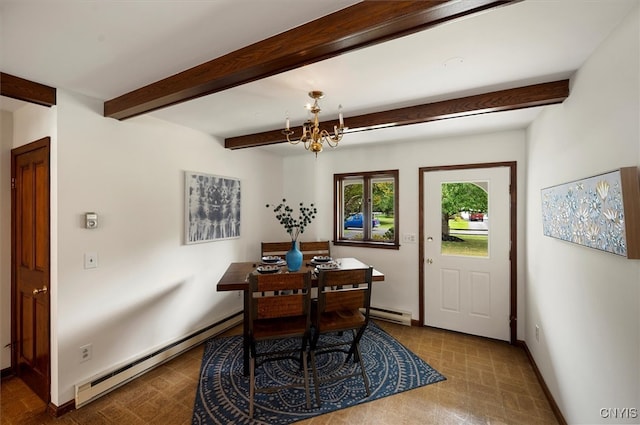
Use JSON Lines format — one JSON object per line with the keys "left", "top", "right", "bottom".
{"left": 1, "top": 321, "right": 559, "bottom": 424}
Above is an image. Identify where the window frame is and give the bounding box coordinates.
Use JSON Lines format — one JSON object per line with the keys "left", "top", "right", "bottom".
{"left": 333, "top": 169, "right": 400, "bottom": 249}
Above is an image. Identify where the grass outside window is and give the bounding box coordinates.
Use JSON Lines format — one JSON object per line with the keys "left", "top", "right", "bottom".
{"left": 441, "top": 234, "right": 488, "bottom": 257}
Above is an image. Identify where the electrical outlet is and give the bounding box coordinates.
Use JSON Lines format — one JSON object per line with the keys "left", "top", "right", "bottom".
{"left": 84, "top": 252, "right": 98, "bottom": 269}
{"left": 80, "top": 343, "right": 92, "bottom": 363}
{"left": 535, "top": 325, "right": 540, "bottom": 342}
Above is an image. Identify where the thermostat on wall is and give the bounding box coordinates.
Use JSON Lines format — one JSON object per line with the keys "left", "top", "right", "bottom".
{"left": 85, "top": 213, "right": 98, "bottom": 229}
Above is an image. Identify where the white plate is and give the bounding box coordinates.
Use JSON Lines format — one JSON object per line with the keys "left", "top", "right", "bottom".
{"left": 311, "top": 256, "right": 332, "bottom": 264}
{"left": 316, "top": 262, "right": 339, "bottom": 270}
{"left": 261, "top": 259, "right": 286, "bottom": 266}
{"left": 256, "top": 265, "right": 281, "bottom": 274}
{"left": 261, "top": 256, "right": 282, "bottom": 263}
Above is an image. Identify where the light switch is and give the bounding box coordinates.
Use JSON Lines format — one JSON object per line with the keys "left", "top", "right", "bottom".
{"left": 84, "top": 252, "right": 98, "bottom": 269}
{"left": 85, "top": 212, "right": 98, "bottom": 229}
{"left": 402, "top": 233, "right": 417, "bottom": 243}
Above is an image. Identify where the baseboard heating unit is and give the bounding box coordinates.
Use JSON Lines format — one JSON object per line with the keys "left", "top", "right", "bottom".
{"left": 367, "top": 306, "right": 412, "bottom": 326}
{"left": 75, "top": 311, "right": 242, "bottom": 408}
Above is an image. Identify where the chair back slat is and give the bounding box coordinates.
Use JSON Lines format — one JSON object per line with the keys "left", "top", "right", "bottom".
{"left": 319, "top": 269, "right": 366, "bottom": 287}
{"left": 257, "top": 295, "right": 304, "bottom": 319}
{"left": 253, "top": 272, "right": 307, "bottom": 292}
{"left": 324, "top": 290, "right": 365, "bottom": 313}
{"left": 261, "top": 242, "right": 292, "bottom": 259}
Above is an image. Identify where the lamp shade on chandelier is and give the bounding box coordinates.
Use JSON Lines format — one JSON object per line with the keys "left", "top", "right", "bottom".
{"left": 282, "top": 91, "right": 346, "bottom": 156}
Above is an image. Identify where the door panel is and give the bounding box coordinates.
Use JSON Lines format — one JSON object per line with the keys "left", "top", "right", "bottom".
{"left": 424, "top": 166, "right": 510, "bottom": 341}
{"left": 12, "top": 138, "right": 50, "bottom": 402}
{"left": 441, "top": 269, "right": 460, "bottom": 312}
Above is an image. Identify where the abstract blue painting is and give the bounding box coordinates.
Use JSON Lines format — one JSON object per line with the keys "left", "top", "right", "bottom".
{"left": 541, "top": 169, "right": 629, "bottom": 256}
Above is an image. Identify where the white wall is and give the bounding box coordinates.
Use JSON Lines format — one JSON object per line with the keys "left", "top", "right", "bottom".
{"left": 48, "top": 90, "right": 285, "bottom": 405}
{"left": 283, "top": 128, "right": 527, "bottom": 338}
{"left": 526, "top": 5, "right": 640, "bottom": 424}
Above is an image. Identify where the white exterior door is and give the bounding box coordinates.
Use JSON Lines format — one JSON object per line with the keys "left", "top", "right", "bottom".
{"left": 423, "top": 167, "right": 511, "bottom": 341}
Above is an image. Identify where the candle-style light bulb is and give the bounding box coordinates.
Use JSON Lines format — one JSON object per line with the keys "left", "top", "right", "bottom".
{"left": 338, "top": 104, "right": 344, "bottom": 127}
{"left": 285, "top": 117, "right": 290, "bottom": 131}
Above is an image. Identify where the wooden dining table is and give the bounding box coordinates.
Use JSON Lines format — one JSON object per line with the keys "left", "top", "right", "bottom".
{"left": 216, "top": 257, "right": 384, "bottom": 375}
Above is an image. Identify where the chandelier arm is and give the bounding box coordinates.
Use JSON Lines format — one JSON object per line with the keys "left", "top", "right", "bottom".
{"left": 319, "top": 129, "right": 341, "bottom": 147}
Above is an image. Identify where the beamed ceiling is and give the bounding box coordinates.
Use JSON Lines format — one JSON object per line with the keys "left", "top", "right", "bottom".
{"left": 1, "top": 0, "right": 635, "bottom": 155}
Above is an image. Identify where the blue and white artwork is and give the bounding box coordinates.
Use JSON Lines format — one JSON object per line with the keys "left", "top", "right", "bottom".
{"left": 541, "top": 170, "right": 628, "bottom": 256}
{"left": 185, "top": 172, "right": 241, "bottom": 244}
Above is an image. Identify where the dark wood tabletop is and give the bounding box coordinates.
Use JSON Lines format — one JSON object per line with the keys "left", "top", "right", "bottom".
{"left": 216, "top": 257, "right": 384, "bottom": 292}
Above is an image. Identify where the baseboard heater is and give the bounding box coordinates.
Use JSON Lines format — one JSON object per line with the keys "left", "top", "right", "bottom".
{"left": 367, "top": 306, "right": 412, "bottom": 326}
{"left": 75, "top": 311, "right": 243, "bottom": 408}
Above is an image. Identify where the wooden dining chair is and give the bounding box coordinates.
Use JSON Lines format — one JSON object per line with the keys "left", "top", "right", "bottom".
{"left": 309, "top": 267, "right": 373, "bottom": 406}
{"left": 299, "top": 240, "right": 331, "bottom": 261}
{"left": 247, "top": 271, "right": 313, "bottom": 418}
{"left": 260, "top": 241, "right": 292, "bottom": 259}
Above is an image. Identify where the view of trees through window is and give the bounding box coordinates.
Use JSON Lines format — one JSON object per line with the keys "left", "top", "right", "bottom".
{"left": 335, "top": 170, "right": 399, "bottom": 248}
{"left": 441, "top": 182, "right": 489, "bottom": 257}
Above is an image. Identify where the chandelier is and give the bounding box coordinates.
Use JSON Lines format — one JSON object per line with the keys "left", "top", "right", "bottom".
{"left": 282, "top": 91, "right": 346, "bottom": 156}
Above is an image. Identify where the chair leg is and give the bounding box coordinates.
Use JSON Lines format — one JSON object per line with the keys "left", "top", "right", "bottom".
{"left": 249, "top": 356, "right": 255, "bottom": 418}
{"left": 354, "top": 341, "right": 370, "bottom": 397}
{"left": 310, "top": 350, "right": 321, "bottom": 407}
{"left": 302, "top": 348, "right": 311, "bottom": 409}
{"left": 346, "top": 328, "right": 366, "bottom": 363}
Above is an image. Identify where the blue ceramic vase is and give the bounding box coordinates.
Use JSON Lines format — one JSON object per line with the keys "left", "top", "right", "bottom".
{"left": 286, "top": 240, "right": 303, "bottom": 272}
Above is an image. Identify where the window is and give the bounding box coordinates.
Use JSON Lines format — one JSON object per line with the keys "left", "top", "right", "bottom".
{"left": 334, "top": 170, "right": 399, "bottom": 249}
{"left": 440, "top": 181, "right": 489, "bottom": 257}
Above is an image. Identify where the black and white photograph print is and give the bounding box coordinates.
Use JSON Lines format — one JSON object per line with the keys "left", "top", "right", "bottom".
{"left": 185, "top": 171, "right": 241, "bottom": 244}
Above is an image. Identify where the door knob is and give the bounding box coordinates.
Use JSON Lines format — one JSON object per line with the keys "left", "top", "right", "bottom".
{"left": 33, "top": 286, "right": 48, "bottom": 296}
{"left": 427, "top": 258, "right": 433, "bottom": 264}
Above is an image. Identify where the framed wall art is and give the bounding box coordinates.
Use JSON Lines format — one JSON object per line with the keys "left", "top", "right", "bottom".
{"left": 185, "top": 171, "right": 241, "bottom": 244}
{"left": 541, "top": 167, "right": 640, "bottom": 259}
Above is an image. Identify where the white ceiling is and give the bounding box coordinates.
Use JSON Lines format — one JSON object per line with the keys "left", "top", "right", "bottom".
{"left": 1, "top": 0, "right": 636, "bottom": 156}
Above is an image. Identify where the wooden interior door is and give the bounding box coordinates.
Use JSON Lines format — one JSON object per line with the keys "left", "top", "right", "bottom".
{"left": 11, "top": 137, "right": 51, "bottom": 402}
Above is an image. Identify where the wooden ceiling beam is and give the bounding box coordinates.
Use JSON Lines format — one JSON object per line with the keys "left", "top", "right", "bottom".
{"left": 103, "top": 0, "right": 517, "bottom": 120}
{"left": 1, "top": 72, "right": 56, "bottom": 107}
{"left": 224, "top": 80, "right": 570, "bottom": 149}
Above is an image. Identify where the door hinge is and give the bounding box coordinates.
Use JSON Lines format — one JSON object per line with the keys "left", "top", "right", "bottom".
{"left": 11, "top": 178, "right": 16, "bottom": 189}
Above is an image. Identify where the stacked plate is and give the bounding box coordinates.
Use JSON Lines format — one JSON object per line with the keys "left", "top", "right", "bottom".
{"left": 261, "top": 256, "right": 286, "bottom": 266}
{"left": 315, "top": 261, "right": 339, "bottom": 271}
{"left": 310, "top": 255, "right": 332, "bottom": 265}
{"left": 256, "top": 264, "right": 281, "bottom": 274}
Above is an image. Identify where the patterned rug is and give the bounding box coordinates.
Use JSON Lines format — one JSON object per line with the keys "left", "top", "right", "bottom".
{"left": 191, "top": 322, "right": 446, "bottom": 424}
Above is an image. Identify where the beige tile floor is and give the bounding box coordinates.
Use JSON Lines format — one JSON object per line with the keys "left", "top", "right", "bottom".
{"left": 1, "top": 321, "right": 559, "bottom": 424}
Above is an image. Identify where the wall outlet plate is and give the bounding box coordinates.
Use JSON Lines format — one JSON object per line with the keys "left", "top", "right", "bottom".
{"left": 84, "top": 252, "right": 98, "bottom": 269}
{"left": 80, "top": 343, "right": 92, "bottom": 363}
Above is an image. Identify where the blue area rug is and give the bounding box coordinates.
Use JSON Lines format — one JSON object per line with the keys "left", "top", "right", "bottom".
{"left": 191, "top": 322, "right": 446, "bottom": 424}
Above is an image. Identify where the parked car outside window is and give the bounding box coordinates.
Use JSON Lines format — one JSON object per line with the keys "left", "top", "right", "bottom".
{"left": 344, "top": 213, "right": 380, "bottom": 229}
{"left": 469, "top": 212, "right": 484, "bottom": 221}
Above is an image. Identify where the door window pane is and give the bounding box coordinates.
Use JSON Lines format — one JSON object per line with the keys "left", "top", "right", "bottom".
{"left": 441, "top": 181, "right": 488, "bottom": 257}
